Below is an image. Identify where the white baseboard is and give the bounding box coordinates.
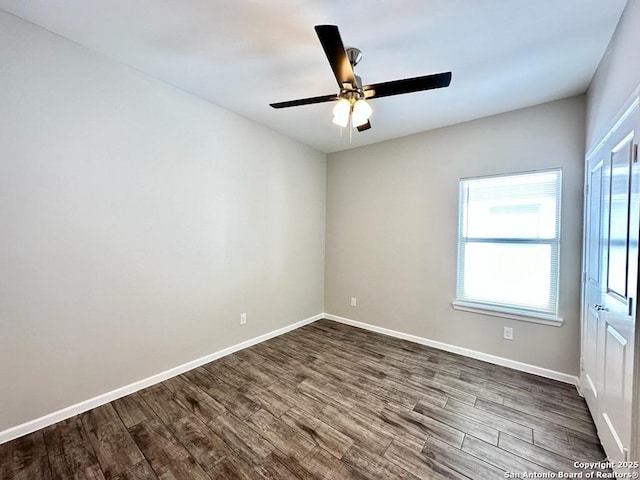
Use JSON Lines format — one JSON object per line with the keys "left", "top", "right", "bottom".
{"left": 0, "top": 311, "right": 580, "bottom": 445}
{"left": 324, "top": 313, "right": 579, "bottom": 387}
{"left": 0, "top": 313, "right": 323, "bottom": 445}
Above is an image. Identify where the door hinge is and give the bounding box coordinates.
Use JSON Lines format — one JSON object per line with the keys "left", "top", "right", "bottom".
{"left": 580, "top": 357, "right": 584, "bottom": 371}
{"left": 585, "top": 183, "right": 589, "bottom": 195}
{"left": 583, "top": 271, "right": 587, "bottom": 283}
{"left": 634, "top": 143, "right": 638, "bottom": 163}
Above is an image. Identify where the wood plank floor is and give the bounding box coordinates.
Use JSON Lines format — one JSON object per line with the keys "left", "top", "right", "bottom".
{"left": 0, "top": 320, "right": 607, "bottom": 479}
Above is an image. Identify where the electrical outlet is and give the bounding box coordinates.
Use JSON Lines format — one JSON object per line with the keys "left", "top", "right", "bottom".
{"left": 503, "top": 326, "right": 513, "bottom": 340}
{"left": 351, "top": 297, "right": 357, "bottom": 307}
{"left": 240, "top": 313, "right": 247, "bottom": 325}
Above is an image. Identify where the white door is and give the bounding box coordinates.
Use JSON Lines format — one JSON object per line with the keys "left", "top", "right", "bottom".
{"left": 582, "top": 101, "right": 638, "bottom": 467}
{"left": 582, "top": 156, "right": 605, "bottom": 408}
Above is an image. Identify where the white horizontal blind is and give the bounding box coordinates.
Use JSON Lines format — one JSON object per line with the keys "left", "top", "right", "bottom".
{"left": 456, "top": 168, "right": 562, "bottom": 316}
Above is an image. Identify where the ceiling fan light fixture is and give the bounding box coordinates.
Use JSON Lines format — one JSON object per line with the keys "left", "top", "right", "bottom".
{"left": 351, "top": 99, "right": 372, "bottom": 127}
{"left": 270, "top": 25, "right": 452, "bottom": 137}
{"left": 332, "top": 98, "right": 350, "bottom": 127}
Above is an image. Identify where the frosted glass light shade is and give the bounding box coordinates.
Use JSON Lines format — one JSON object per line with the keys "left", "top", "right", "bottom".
{"left": 351, "top": 99, "right": 372, "bottom": 127}
{"left": 332, "top": 99, "right": 350, "bottom": 127}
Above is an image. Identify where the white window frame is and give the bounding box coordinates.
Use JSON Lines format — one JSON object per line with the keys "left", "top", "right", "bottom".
{"left": 452, "top": 168, "right": 563, "bottom": 327}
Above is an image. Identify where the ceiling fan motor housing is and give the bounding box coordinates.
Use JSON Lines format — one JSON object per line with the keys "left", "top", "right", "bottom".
{"left": 346, "top": 47, "right": 362, "bottom": 67}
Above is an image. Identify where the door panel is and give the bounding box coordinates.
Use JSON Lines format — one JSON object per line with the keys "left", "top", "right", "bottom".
{"left": 601, "top": 322, "right": 631, "bottom": 459}
{"left": 588, "top": 163, "right": 603, "bottom": 284}
{"left": 583, "top": 158, "right": 606, "bottom": 412}
{"left": 600, "top": 120, "right": 636, "bottom": 465}
{"left": 606, "top": 134, "right": 633, "bottom": 300}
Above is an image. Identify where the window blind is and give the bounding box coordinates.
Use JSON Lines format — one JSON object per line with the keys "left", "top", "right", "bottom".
{"left": 456, "top": 168, "right": 562, "bottom": 316}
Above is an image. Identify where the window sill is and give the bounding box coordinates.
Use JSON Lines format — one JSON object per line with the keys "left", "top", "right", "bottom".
{"left": 452, "top": 300, "right": 563, "bottom": 327}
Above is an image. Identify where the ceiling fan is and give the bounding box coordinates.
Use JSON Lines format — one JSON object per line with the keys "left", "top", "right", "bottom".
{"left": 270, "top": 25, "right": 452, "bottom": 132}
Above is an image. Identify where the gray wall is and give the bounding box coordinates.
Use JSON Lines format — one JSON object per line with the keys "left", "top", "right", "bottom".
{"left": 0, "top": 11, "right": 326, "bottom": 432}
{"left": 587, "top": 0, "right": 640, "bottom": 150}
{"left": 325, "top": 96, "right": 586, "bottom": 376}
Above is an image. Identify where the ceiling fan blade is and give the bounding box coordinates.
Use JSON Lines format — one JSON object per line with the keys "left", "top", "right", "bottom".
{"left": 270, "top": 94, "right": 338, "bottom": 109}
{"left": 364, "top": 72, "right": 452, "bottom": 99}
{"left": 314, "top": 25, "right": 357, "bottom": 89}
{"left": 357, "top": 121, "right": 371, "bottom": 132}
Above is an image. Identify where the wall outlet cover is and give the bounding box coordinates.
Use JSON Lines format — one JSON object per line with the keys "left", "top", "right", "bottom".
{"left": 503, "top": 327, "right": 513, "bottom": 340}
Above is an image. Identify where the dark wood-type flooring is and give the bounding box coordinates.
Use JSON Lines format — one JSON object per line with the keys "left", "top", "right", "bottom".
{"left": 1, "top": 319, "right": 606, "bottom": 479}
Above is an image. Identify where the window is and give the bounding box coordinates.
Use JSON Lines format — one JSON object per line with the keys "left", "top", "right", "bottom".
{"left": 453, "top": 168, "right": 562, "bottom": 325}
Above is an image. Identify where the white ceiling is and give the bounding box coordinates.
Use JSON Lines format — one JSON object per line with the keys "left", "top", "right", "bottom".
{"left": 0, "top": 1, "right": 628, "bottom": 153}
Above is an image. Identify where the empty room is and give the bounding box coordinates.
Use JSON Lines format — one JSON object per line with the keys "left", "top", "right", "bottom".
{"left": 1, "top": 1, "right": 640, "bottom": 479}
